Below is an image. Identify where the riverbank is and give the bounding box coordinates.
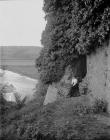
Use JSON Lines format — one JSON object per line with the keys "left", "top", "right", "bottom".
{"left": 0, "top": 64, "right": 39, "bottom": 80}
{"left": 0, "top": 69, "right": 38, "bottom": 102}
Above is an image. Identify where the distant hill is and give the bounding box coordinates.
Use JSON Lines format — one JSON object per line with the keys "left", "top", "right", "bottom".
{"left": 0, "top": 46, "right": 42, "bottom": 79}
{"left": 0, "top": 46, "right": 42, "bottom": 60}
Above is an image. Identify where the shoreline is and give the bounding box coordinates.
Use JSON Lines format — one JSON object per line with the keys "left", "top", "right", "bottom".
{"left": 0, "top": 68, "right": 38, "bottom": 82}
{"left": 0, "top": 65, "right": 39, "bottom": 80}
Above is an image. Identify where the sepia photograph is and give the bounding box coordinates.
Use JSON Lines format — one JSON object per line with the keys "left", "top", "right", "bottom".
{"left": 0, "top": 0, "right": 110, "bottom": 140}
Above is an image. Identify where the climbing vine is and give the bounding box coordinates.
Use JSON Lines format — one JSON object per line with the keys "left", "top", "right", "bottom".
{"left": 36, "top": 0, "right": 110, "bottom": 84}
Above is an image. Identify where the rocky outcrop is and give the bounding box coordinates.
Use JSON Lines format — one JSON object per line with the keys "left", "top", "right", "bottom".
{"left": 44, "top": 55, "right": 87, "bottom": 105}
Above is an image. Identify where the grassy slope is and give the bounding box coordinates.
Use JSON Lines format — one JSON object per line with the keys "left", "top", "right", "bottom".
{"left": 0, "top": 46, "right": 42, "bottom": 79}
{"left": 1, "top": 96, "right": 110, "bottom": 140}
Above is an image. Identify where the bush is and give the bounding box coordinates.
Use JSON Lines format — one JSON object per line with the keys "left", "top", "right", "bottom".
{"left": 79, "top": 76, "right": 90, "bottom": 95}
{"left": 14, "top": 92, "right": 27, "bottom": 110}
{"left": 34, "top": 81, "right": 49, "bottom": 97}
{"left": 93, "top": 98, "right": 108, "bottom": 113}
{"left": 0, "top": 88, "right": 16, "bottom": 116}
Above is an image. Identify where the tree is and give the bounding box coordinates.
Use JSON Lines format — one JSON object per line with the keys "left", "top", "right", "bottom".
{"left": 36, "top": 0, "right": 110, "bottom": 84}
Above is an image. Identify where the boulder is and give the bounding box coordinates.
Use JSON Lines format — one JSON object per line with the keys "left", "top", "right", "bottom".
{"left": 43, "top": 83, "right": 58, "bottom": 105}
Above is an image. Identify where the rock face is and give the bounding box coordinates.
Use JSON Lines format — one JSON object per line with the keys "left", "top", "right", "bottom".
{"left": 43, "top": 83, "right": 58, "bottom": 105}
{"left": 87, "top": 40, "right": 110, "bottom": 112}
{"left": 44, "top": 55, "right": 87, "bottom": 105}
{"left": 44, "top": 40, "right": 110, "bottom": 110}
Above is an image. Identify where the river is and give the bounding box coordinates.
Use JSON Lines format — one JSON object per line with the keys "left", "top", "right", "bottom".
{"left": 0, "top": 69, "right": 38, "bottom": 102}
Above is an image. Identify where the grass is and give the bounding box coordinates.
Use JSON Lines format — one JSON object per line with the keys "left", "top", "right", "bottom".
{"left": 1, "top": 95, "right": 110, "bottom": 140}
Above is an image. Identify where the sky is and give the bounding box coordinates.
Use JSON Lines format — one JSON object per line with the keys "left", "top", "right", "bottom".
{"left": 0, "top": 0, "right": 46, "bottom": 47}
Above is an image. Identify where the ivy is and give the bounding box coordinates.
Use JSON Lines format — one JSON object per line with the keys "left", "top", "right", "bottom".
{"left": 36, "top": 0, "right": 110, "bottom": 84}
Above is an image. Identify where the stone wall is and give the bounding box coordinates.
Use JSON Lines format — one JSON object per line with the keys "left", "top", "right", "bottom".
{"left": 87, "top": 40, "right": 110, "bottom": 112}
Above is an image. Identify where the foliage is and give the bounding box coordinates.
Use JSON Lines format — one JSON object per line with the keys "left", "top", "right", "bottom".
{"left": 1, "top": 96, "right": 110, "bottom": 140}
{"left": 0, "top": 84, "right": 15, "bottom": 115}
{"left": 36, "top": 0, "right": 110, "bottom": 84}
{"left": 0, "top": 84, "right": 26, "bottom": 110}
{"left": 93, "top": 97, "right": 108, "bottom": 113}
{"left": 14, "top": 92, "right": 27, "bottom": 110}
{"left": 79, "top": 76, "right": 90, "bottom": 95}
{"left": 0, "top": 84, "right": 28, "bottom": 140}
{"left": 34, "top": 81, "right": 49, "bottom": 97}
{"left": 0, "top": 83, "right": 15, "bottom": 94}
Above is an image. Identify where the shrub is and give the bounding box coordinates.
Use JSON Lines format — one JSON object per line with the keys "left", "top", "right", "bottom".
{"left": 34, "top": 81, "right": 49, "bottom": 97}
{"left": 14, "top": 92, "right": 27, "bottom": 110}
{"left": 0, "top": 87, "right": 15, "bottom": 115}
{"left": 79, "top": 76, "right": 90, "bottom": 95}
{"left": 93, "top": 98, "right": 108, "bottom": 113}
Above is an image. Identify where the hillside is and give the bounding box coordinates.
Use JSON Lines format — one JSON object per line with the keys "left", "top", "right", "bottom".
{"left": 0, "top": 46, "right": 42, "bottom": 79}
{"left": 0, "top": 46, "right": 42, "bottom": 60}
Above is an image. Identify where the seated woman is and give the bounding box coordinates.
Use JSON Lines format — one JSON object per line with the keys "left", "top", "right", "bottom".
{"left": 69, "top": 77, "right": 80, "bottom": 97}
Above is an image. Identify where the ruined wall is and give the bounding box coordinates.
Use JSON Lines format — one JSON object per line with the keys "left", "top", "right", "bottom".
{"left": 87, "top": 40, "right": 110, "bottom": 111}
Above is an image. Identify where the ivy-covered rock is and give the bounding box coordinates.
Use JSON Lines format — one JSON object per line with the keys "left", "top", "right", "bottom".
{"left": 36, "top": 0, "right": 110, "bottom": 84}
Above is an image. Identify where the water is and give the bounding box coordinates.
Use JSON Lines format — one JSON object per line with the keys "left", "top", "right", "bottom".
{"left": 0, "top": 69, "right": 38, "bottom": 102}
